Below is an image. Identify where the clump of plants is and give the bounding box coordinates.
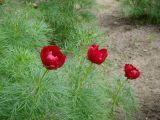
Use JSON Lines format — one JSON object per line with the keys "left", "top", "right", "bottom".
{"left": 0, "top": 43, "right": 140, "bottom": 120}
{"left": 0, "top": 1, "right": 141, "bottom": 120}
{"left": 120, "top": 0, "right": 160, "bottom": 24}
{"left": 37, "top": 0, "right": 97, "bottom": 51}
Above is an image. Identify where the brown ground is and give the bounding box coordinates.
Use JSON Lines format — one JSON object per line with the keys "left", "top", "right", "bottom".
{"left": 96, "top": 0, "right": 160, "bottom": 120}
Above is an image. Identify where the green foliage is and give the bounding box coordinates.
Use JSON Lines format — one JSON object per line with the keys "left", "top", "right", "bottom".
{"left": 39, "top": 0, "right": 97, "bottom": 50}
{"left": 0, "top": 1, "right": 138, "bottom": 120}
{"left": 0, "top": 7, "right": 49, "bottom": 48}
{"left": 120, "top": 0, "right": 160, "bottom": 24}
{"left": 0, "top": 55, "right": 138, "bottom": 120}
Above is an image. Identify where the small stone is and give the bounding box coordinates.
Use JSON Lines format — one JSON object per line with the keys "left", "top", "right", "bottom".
{"left": 114, "top": 21, "right": 119, "bottom": 25}
{"left": 74, "top": 4, "right": 81, "bottom": 10}
{"left": 33, "top": 3, "right": 38, "bottom": 9}
{"left": 143, "top": 49, "right": 148, "bottom": 52}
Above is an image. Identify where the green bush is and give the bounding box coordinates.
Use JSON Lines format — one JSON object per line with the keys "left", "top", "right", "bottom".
{"left": 0, "top": 1, "right": 138, "bottom": 120}
{"left": 39, "top": 0, "right": 97, "bottom": 51}
{"left": 120, "top": 0, "right": 160, "bottom": 24}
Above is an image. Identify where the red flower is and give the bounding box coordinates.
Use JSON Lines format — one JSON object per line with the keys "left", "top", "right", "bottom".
{"left": 124, "top": 64, "right": 140, "bottom": 80}
{"left": 40, "top": 45, "right": 66, "bottom": 70}
{"left": 87, "top": 44, "right": 108, "bottom": 64}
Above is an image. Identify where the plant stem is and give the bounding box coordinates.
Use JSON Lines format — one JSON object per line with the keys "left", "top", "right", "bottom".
{"left": 38, "top": 69, "right": 48, "bottom": 87}
{"left": 110, "top": 79, "right": 127, "bottom": 116}
{"left": 32, "top": 69, "right": 49, "bottom": 96}
{"left": 75, "top": 63, "right": 93, "bottom": 95}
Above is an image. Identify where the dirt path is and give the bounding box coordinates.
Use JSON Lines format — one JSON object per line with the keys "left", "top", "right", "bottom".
{"left": 96, "top": 0, "right": 160, "bottom": 120}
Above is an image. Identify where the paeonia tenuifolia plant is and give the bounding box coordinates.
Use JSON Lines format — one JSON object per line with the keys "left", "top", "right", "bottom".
{"left": 38, "top": 44, "right": 140, "bottom": 119}
{"left": 0, "top": 44, "right": 140, "bottom": 120}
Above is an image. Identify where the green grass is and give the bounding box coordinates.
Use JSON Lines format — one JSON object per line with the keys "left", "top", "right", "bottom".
{"left": 120, "top": 0, "right": 160, "bottom": 24}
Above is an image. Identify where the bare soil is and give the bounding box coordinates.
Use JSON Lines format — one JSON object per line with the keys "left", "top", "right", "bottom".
{"left": 96, "top": 0, "right": 160, "bottom": 120}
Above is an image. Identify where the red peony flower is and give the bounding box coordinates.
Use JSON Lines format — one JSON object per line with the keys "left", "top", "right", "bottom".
{"left": 124, "top": 64, "right": 140, "bottom": 80}
{"left": 87, "top": 44, "right": 108, "bottom": 64}
{"left": 40, "top": 45, "right": 66, "bottom": 70}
